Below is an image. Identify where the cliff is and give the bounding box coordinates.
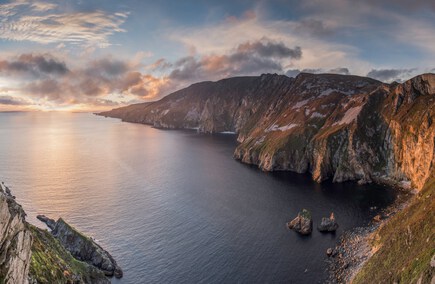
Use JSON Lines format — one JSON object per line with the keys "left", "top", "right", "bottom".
{"left": 0, "top": 184, "right": 117, "bottom": 283}
{"left": 0, "top": 183, "right": 32, "bottom": 284}
{"left": 99, "top": 72, "right": 435, "bottom": 191}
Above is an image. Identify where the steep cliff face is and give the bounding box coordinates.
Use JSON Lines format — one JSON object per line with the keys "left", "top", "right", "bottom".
{"left": 0, "top": 184, "right": 32, "bottom": 284}
{"left": 99, "top": 73, "right": 435, "bottom": 190}
{"left": 100, "top": 74, "right": 294, "bottom": 133}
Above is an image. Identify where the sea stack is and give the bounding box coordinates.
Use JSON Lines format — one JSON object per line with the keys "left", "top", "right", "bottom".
{"left": 287, "top": 209, "right": 313, "bottom": 235}
{"left": 318, "top": 213, "right": 339, "bottom": 232}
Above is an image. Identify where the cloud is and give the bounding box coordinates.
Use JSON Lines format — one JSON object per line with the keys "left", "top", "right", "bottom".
{"left": 285, "top": 67, "right": 350, "bottom": 77}
{"left": 235, "top": 40, "right": 302, "bottom": 59}
{"left": 168, "top": 10, "right": 372, "bottom": 75}
{"left": 0, "top": 1, "right": 128, "bottom": 48}
{"left": 0, "top": 54, "right": 69, "bottom": 78}
{"left": 169, "top": 39, "right": 302, "bottom": 81}
{"left": 293, "top": 19, "right": 335, "bottom": 37}
{"left": 0, "top": 95, "right": 31, "bottom": 106}
{"left": 85, "top": 58, "right": 130, "bottom": 77}
{"left": 328, "top": 67, "right": 350, "bottom": 75}
{"left": 364, "top": 0, "right": 435, "bottom": 12}
{"left": 0, "top": 52, "right": 174, "bottom": 110}
{"left": 0, "top": 39, "right": 302, "bottom": 110}
{"left": 366, "top": 68, "right": 417, "bottom": 82}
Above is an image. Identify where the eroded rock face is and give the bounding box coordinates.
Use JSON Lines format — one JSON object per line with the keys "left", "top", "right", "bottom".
{"left": 38, "top": 216, "right": 123, "bottom": 278}
{"left": 0, "top": 183, "right": 32, "bottom": 284}
{"left": 287, "top": 209, "right": 313, "bottom": 235}
{"left": 99, "top": 73, "right": 435, "bottom": 191}
{"left": 318, "top": 213, "right": 339, "bottom": 232}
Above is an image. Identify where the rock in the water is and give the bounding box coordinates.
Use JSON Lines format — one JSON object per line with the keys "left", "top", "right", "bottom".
{"left": 37, "top": 216, "right": 123, "bottom": 278}
{"left": 326, "top": 248, "right": 334, "bottom": 256}
{"left": 36, "top": 214, "right": 56, "bottom": 230}
{"left": 318, "top": 212, "right": 339, "bottom": 232}
{"left": 287, "top": 209, "right": 313, "bottom": 235}
{"left": 373, "top": 215, "right": 382, "bottom": 222}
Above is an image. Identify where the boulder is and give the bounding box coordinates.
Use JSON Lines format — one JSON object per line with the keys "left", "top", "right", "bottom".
{"left": 318, "top": 212, "right": 339, "bottom": 232}
{"left": 287, "top": 209, "right": 313, "bottom": 235}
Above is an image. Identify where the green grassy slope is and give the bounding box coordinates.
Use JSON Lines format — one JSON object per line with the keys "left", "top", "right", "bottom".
{"left": 353, "top": 176, "right": 435, "bottom": 283}
{"left": 28, "top": 224, "right": 108, "bottom": 284}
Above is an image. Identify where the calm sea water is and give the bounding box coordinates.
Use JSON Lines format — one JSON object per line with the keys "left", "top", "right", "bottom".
{"left": 0, "top": 112, "right": 396, "bottom": 283}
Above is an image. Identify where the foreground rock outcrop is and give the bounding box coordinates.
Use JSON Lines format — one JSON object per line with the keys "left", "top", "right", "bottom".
{"left": 37, "top": 215, "right": 123, "bottom": 278}
{"left": 0, "top": 185, "right": 118, "bottom": 283}
{"left": 287, "top": 209, "right": 313, "bottom": 235}
{"left": 99, "top": 72, "right": 435, "bottom": 191}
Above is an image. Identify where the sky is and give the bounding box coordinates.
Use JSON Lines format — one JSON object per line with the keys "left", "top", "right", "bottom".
{"left": 0, "top": 0, "right": 434, "bottom": 111}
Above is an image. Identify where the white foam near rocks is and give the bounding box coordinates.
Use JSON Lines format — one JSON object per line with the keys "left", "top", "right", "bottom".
{"left": 219, "top": 131, "right": 236, "bottom": 134}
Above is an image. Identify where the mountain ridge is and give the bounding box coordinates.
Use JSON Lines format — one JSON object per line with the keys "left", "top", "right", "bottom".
{"left": 99, "top": 72, "right": 435, "bottom": 191}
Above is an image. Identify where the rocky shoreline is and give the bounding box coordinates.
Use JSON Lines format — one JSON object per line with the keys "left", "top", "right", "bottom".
{"left": 327, "top": 188, "right": 413, "bottom": 283}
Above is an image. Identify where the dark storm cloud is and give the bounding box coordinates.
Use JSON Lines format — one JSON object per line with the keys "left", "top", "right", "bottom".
{"left": 366, "top": 68, "right": 416, "bottom": 82}
{"left": 0, "top": 54, "right": 69, "bottom": 78}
